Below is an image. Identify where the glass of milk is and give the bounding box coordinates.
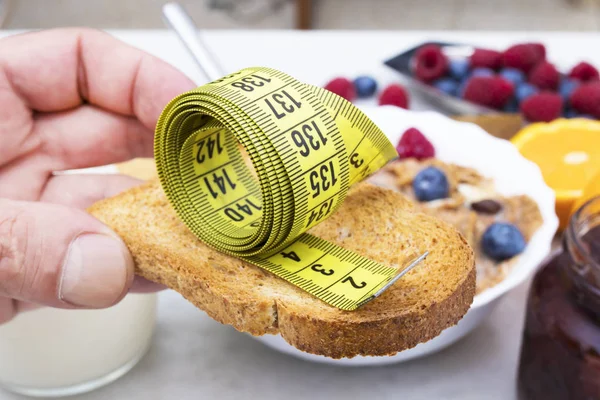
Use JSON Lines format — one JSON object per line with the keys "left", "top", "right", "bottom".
{"left": 0, "top": 293, "right": 157, "bottom": 397}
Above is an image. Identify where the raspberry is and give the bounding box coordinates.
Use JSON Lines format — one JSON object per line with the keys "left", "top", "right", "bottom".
{"left": 530, "top": 43, "right": 547, "bottom": 59}
{"left": 463, "top": 76, "right": 514, "bottom": 109}
{"left": 570, "top": 82, "right": 600, "bottom": 118}
{"left": 502, "top": 43, "right": 546, "bottom": 73}
{"left": 470, "top": 48, "right": 503, "bottom": 70}
{"left": 413, "top": 45, "right": 448, "bottom": 82}
{"left": 520, "top": 92, "right": 563, "bottom": 122}
{"left": 378, "top": 84, "right": 409, "bottom": 108}
{"left": 323, "top": 77, "right": 355, "bottom": 101}
{"left": 396, "top": 127, "right": 435, "bottom": 160}
{"left": 569, "top": 62, "right": 600, "bottom": 82}
{"left": 529, "top": 61, "right": 560, "bottom": 90}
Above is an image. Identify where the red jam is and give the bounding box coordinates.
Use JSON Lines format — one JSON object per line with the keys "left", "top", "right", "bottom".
{"left": 518, "top": 196, "right": 600, "bottom": 399}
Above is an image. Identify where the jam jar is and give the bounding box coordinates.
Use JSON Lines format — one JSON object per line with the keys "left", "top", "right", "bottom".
{"left": 518, "top": 196, "right": 600, "bottom": 400}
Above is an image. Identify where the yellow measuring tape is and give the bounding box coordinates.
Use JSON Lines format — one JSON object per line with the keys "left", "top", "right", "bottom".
{"left": 155, "top": 67, "right": 415, "bottom": 311}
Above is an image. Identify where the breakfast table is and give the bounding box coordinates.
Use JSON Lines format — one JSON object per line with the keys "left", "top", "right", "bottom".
{"left": 0, "top": 29, "right": 596, "bottom": 400}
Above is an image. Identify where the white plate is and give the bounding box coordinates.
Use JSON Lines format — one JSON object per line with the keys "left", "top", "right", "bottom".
{"left": 254, "top": 106, "right": 559, "bottom": 366}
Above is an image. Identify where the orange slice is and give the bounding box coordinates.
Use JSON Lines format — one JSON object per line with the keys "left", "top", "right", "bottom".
{"left": 511, "top": 118, "right": 600, "bottom": 230}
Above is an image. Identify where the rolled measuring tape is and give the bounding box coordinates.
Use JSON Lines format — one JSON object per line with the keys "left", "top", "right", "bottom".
{"left": 155, "top": 67, "right": 408, "bottom": 311}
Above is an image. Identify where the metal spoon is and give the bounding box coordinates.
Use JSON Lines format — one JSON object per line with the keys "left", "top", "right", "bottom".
{"left": 162, "top": 2, "right": 224, "bottom": 82}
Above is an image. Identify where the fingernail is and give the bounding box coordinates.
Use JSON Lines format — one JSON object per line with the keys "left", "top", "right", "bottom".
{"left": 59, "top": 233, "right": 132, "bottom": 308}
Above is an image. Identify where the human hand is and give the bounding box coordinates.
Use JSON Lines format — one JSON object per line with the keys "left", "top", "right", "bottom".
{"left": 0, "top": 28, "right": 195, "bottom": 323}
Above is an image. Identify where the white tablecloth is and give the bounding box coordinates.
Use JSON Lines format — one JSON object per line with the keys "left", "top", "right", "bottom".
{"left": 1, "top": 29, "right": 592, "bottom": 400}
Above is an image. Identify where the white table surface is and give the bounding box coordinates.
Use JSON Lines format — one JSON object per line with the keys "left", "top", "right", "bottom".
{"left": 0, "top": 29, "right": 593, "bottom": 400}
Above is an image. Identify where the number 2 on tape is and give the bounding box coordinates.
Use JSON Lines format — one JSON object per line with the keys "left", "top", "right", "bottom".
{"left": 154, "top": 67, "right": 403, "bottom": 311}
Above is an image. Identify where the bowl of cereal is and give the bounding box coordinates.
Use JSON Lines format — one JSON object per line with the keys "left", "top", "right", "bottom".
{"left": 255, "top": 106, "right": 559, "bottom": 365}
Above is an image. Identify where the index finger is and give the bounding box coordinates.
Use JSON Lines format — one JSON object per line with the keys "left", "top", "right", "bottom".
{"left": 0, "top": 28, "right": 195, "bottom": 130}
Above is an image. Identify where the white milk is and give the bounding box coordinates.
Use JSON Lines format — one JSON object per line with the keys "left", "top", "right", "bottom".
{"left": 0, "top": 293, "right": 157, "bottom": 396}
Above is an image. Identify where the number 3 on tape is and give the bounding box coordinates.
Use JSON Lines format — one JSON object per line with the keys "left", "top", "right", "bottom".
{"left": 155, "top": 67, "right": 411, "bottom": 311}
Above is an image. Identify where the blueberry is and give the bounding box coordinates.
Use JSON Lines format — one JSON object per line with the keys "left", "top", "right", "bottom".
{"left": 504, "top": 98, "right": 519, "bottom": 113}
{"left": 471, "top": 67, "right": 494, "bottom": 78}
{"left": 580, "top": 114, "right": 596, "bottom": 120}
{"left": 500, "top": 68, "right": 525, "bottom": 86}
{"left": 481, "top": 222, "right": 526, "bottom": 261}
{"left": 564, "top": 107, "right": 579, "bottom": 118}
{"left": 559, "top": 78, "right": 579, "bottom": 102}
{"left": 448, "top": 59, "right": 470, "bottom": 80}
{"left": 515, "top": 83, "right": 539, "bottom": 103}
{"left": 433, "top": 78, "right": 459, "bottom": 96}
{"left": 353, "top": 75, "right": 378, "bottom": 98}
{"left": 412, "top": 167, "right": 449, "bottom": 202}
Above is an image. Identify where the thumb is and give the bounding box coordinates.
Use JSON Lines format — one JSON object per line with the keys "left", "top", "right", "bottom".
{"left": 0, "top": 198, "right": 133, "bottom": 308}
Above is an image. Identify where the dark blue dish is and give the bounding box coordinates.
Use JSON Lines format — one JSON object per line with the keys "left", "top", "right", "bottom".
{"left": 384, "top": 41, "right": 498, "bottom": 115}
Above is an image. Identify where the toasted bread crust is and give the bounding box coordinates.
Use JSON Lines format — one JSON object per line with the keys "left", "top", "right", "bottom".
{"left": 89, "top": 180, "right": 475, "bottom": 358}
{"left": 277, "top": 265, "right": 475, "bottom": 357}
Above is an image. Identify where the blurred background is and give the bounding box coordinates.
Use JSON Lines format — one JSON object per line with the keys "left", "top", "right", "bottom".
{"left": 2, "top": 0, "right": 600, "bottom": 30}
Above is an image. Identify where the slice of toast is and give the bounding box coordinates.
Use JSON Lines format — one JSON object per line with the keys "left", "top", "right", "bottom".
{"left": 88, "top": 180, "right": 475, "bottom": 358}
